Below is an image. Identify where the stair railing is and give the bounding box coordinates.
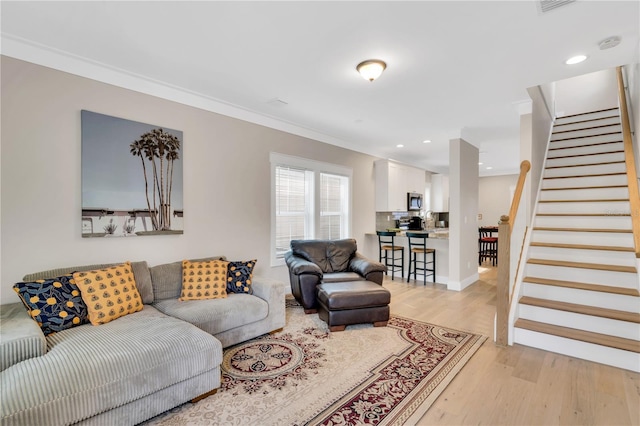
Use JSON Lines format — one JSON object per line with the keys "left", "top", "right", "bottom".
{"left": 616, "top": 66, "right": 640, "bottom": 258}
{"left": 495, "top": 160, "right": 530, "bottom": 346}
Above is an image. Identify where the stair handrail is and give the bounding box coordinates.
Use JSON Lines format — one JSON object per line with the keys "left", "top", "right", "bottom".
{"left": 616, "top": 66, "right": 640, "bottom": 258}
{"left": 496, "top": 160, "right": 531, "bottom": 346}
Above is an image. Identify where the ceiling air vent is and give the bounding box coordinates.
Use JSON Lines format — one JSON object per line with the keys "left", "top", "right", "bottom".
{"left": 538, "top": 0, "right": 575, "bottom": 14}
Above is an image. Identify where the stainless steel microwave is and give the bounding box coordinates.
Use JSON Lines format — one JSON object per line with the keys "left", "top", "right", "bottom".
{"left": 407, "top": 192, "right": 423, "bottom": 211}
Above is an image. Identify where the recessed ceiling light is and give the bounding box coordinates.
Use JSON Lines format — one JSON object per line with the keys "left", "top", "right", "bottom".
{"left": 478, "top": 162, "right": 484, "bottom": 165}
{"left": 396, "top": 144, "right": 404, "bottom": 148}
{"left": 423, "top": 140, "right": 432, "bottom": 144}
{"left": 565, "top": 55, "right": 587, "bottom": 65}
{"left": 486, "top": 166, "right": 493, "bottom": 170}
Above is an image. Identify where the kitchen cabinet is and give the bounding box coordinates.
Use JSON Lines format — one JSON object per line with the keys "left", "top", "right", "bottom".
{"left": 375, "top": 160, "right": 425, "bottom": 211}
{"left": 430, "top": 174, "right": 449, "bottom": 211}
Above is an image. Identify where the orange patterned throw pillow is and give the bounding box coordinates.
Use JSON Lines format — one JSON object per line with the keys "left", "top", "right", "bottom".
{"left": 73, "top": 262, "right": 143, "bottom": 325}
{"left": 180, "top": 259, "right": 229, "bottom": 301}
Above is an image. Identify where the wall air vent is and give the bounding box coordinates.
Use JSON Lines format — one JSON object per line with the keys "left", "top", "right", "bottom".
{"left": 538, "top": 0, "right": 576, "bottom": 14}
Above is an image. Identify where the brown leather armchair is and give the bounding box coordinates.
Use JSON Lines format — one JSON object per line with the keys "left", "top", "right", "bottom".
{"left": 284, "top": 239, "right": 386, "bottom": 313}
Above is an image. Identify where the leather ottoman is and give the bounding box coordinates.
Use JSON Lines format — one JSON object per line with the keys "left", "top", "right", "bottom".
{"left": 316, "top": 281, "right": 391, "bottom": 332}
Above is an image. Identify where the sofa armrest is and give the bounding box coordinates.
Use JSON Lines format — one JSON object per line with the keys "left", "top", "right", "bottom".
{"left": 250, "top": 276, "right": 286, "bottom": 330}
{"left": 0, "top": 303, "right": 47, "bottom": 371}
{"left": 284, "top": 252, "right": 323, "bottom": 277}
{"left": 349, "top": 252, "right": 386, "bottom": 277}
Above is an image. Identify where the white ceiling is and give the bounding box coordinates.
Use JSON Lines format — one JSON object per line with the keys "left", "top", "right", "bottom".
{"left": 1, "top": 1, "right": 639, "bottom": 176}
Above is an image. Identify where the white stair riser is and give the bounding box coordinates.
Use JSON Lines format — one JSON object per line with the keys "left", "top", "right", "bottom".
{"left": 551, "top": 125, "right": 622, "bottom": 141}
{"left": 531, "top": 230, "right": 634, "bottom": 247}
{"left": 549, "top": 133, "right": 623, "bottom": 151}
{"left": 546, "top": 151, "right": 625, "bottom": 168}
{"left": 553, "top": 116, "right": 621, "bottom": 132}
{"left": 524, "top": 264, "right": 638, "bottom": 288}
{"left": 512, "top": 328, "right": 640, "bottom": 372}
{"left": 534, "top": 215, "right": 632, "bottom": 229}
{"left": 540, "top": 187, "right": 629, "bottom": 201}
{"left": 548, "top": 142, "right": 624, "bottom": 158}
{"left": 521, "top": 282, "right": 639, "bottom": 311}
{"left": 527, "top": 246, "right": 635, "bottom": 267}
{"left": 537, "top": 201, "right": 629, "bottom": 214}
{"left": 518, "top": 305, "right": 640, "bottom": 340}
{"left": 542, "top": 174, "right": 628, "bottom": 189}
{"left": 548, "top": 133, "right": 622, "bottom": 150}
{"left": 555, "top": 110, "right": 620, "bottom": 125}
{"left": 544, "top": 162, "right": 626, "bottom": 178}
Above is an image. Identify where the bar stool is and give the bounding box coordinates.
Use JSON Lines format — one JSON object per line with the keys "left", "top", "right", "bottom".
{"left": 406, "top": 232, "right": 436, "bottom": 285}
{"left": 479, "top": 228, "right": 498, "bottom": 266}
{"left": 376, "top": 231, "right": 404, "bottom": 280}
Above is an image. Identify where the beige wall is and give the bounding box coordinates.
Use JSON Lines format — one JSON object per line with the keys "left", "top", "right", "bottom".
{"left": 478, "top": 174, "right": 518, "bottom": 227}
{"left": 448, "top": 138, "right": 478, "bottom": 291}
{"left": 0, "top": 56, "right": 380, "bottom": 304}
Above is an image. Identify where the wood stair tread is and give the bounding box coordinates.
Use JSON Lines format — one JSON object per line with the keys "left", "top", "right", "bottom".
{"left": 532, "top": 227, "right": 632, "bottom": 233}
{"left": 543, "top": 172, "right": 626, "bottom": 180}
{"left": 519, "top": 296, "right": 640, "bottom": 323}
{"left": 545, "top": 161, "right": 625, "bottom": 170}
{"left": 538, "top": 198, "right": 628, "bottom": 203}
{"left": 541, "top": 185, "right": 627, "bottom": 191}
{"left": 548, "top": 150, "right": 624, "bottom": 160}
{"left": 555, "top": 107, "right": 618, "bottom": 119}
{"left": 549, "top": 140, "right": 622, "bottom": 151}
{"left": 514, "top": 318, "right": 640, "bottom": 353}
{"left": 522, "top": 276, "right": 640, "bottom": 296}
{"left": 529, "top": 242, "right": 634, "bottom": 252}
{"left": 550, "top": 132, "right": 622, "bottom": 143}
{"left": 554, "top": 115, "right": 620, "bottom": 127}
{"left": 527, "top": 258, "right": 637, "bottom": 273}
{"left": 552, "top": 124, "right": 621, "bottom": 135}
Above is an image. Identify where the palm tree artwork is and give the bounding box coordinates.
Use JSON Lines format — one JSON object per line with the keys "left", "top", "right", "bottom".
{"left": 130, "top": 128, "right": 181, "bottom": 231}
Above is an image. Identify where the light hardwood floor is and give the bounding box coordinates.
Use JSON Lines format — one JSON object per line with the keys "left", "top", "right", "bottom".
{"left": 384, "top": 267, "right": 640, "bottom": 426}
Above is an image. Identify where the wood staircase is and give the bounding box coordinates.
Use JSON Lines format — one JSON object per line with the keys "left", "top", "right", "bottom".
{"left": 512, "top": 107, "right": 640, "bottom": 372}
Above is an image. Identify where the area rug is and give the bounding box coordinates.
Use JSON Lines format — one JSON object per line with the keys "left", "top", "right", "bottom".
{"left": 146, "top": 299, "right": 486, "bottom": 426}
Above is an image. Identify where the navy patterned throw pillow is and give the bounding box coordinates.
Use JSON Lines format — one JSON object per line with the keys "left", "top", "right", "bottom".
{"left": 226, "top": 260, "right": 256, "bottom": 294}
{"left": 13, "top": 274, "right": 89, "bottom": 336}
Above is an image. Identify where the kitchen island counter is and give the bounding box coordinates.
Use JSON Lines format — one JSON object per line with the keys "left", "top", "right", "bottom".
{"left": 363, "top": 231, "right": 449, "bottom": 284}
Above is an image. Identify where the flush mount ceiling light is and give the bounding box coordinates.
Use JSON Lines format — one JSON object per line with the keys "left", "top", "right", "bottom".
{"left": 356, "top": 60, "right": 387, "bottom": 81}
{"left": 565, "top": 55, "right": 587, "bottom": 65}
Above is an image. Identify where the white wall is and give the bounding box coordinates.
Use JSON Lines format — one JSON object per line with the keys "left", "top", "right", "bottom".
{"left": 448, "top": 138, "right": 478, "bottom": 291}
{"left": 526, "top": 86, "right": 553, "bottom": 214}
{"left": 478, "top": 174, "right": 519, "bottom": 227}
{"left": 555, "top": 69, "right": 618, "bottom": 116}
{"left": 0, "top": 56, "right": 380, "bottom": 304}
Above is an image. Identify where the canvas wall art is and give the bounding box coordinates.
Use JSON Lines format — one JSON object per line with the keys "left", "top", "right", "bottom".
{"left": 81, "top": 110, "right": 184, "bottom": 237}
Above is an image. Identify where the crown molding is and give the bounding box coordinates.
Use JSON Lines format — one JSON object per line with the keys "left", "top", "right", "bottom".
{"left": 1, "top": 34, "right": 381, "bottom": 157}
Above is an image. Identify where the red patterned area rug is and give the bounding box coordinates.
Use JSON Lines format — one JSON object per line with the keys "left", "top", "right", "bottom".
{"left": 147, "top": 299, "right": 486, "bottom": 426}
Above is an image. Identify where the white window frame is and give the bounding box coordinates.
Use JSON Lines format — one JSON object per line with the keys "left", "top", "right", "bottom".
{"left": 270, "top": 152, "right": 352, "bottom": 266}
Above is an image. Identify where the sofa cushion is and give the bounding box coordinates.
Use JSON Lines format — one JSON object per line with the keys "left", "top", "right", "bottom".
{"left": 151, "top": 256, "right": 226, "bottom": 301}
{"left": 321, "top": 272, "right": 366, "bottom": 283}
{"left": 290, "top": 239, "right": 357, "bottom": 273}
{"left": 153, "top": 294, "right": 268, "bottom": 336}
{"left": 0, "top": 303, "right": 46, "bottom": 372}
{"left": 0, "top": 306, "right": 222, "bottom": 426}
{"left": 226, "top": 260, "right": 256, "bottom": 294}
{"left": 180, "top": 260, "right": 228, "bottom": 301}
{"left": 12, "top": 274, "right": 88, "bottom": 335}
{"left": 22, "top": 261, "right": 154, "bottom": 305}
{"left": 73, "top": 262, "right": 143, "bottom": 325}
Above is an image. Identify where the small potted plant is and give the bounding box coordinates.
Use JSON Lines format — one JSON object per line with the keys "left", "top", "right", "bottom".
{"left": 123, "top": 223, "right": 136, "bottom": 236}
{"left": 103, "top": 219, "right": 117, "bottom": 236}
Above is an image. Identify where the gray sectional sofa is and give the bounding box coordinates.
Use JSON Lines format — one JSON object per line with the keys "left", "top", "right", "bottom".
{"left": 0, "top": 257, "right": 286, "bottom": 425}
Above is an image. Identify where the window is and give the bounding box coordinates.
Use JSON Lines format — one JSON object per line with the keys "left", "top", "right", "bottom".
{"left": 271, "top": 153, "right": 352, "bottom": 265}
